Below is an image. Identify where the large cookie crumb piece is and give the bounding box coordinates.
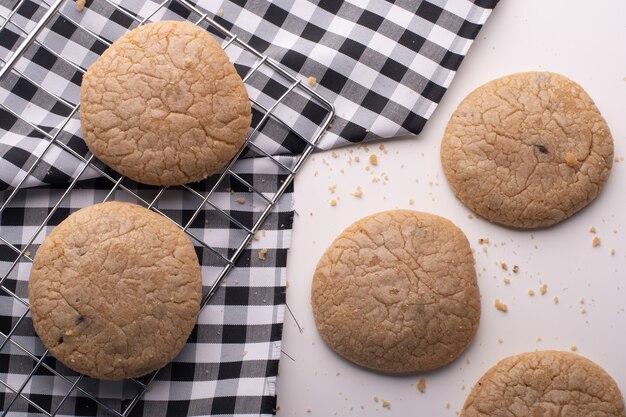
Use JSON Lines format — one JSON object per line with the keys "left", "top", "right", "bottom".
{"left": 461, "top": 351, "right": 626, "bottom": 417}
{"left": 80, "top": 21, "right": 251, "bottom": 186}
{"left": 28, "top": 202, "right": 202, "bottom": 380}
{"left": 311, "top": 210, "right": 480, "bottom": 373}
{"left": 441, "top": 72, "right": 613, "bottom": 229}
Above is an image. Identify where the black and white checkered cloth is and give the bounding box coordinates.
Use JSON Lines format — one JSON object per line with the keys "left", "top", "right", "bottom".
{"left": 0, "top": 0, "right": 497, "bottom": 416}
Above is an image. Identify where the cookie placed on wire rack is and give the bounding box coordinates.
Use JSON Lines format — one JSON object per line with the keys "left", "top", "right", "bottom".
{"left": 80, "top": 20, "right": 252, "bottom": 186}
{"left": 461, "top": 351, "right": 626, "bottom": 417}
{"left": 311, "top": 210, "right": 480, "bottom": 373}
{"left": 441, "top": 72, "right": 614, "bottom": 228}
{"left": 28, "top": 202, "right": 202, "bottom": 380}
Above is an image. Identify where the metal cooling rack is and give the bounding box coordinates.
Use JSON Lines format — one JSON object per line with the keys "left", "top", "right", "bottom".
{"left": 0, "top": 0, "right": 334, "bottom": 415}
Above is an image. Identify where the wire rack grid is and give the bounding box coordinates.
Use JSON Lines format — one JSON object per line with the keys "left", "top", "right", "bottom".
{"left": 0, "top": 0, "right": 334, "bottom": 415}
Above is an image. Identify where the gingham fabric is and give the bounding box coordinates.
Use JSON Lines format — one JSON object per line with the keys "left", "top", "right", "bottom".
{"left": 0, "top": 0, "right": 498, "bottom": 416}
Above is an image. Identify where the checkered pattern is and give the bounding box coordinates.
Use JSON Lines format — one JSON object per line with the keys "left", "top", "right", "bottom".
{"left": 0, "top": 0, "right": 497, "bottom": 416}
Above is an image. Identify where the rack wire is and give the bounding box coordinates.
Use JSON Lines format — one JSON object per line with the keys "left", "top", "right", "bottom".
{"left": 0, "top": 0, "right": 334, "bottom": 415}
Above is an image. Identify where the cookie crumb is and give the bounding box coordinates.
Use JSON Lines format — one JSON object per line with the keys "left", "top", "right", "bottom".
{"left": 408, "top": 199, "right": 415, "bottom": 205}
{"left": 528, "top": 289, "right": 535, "bottom": 296}
{"left": 369, "top": 154, "right": 378, "bottom": 166}
{"left": 76, "top": 0, "right": 86, "bottom": 12}
{"left": 478, "top": 237, "right": 489, "bottom": 245}
{"left": 495, "top": 298, "right": 508, "bottom": 312}
{"left": 570, "top": 345, "right": 578, "bottom": 352}
{"left": 446, "top": 402, "right": 451, "bottom": 409}
{"left": 328, "top": 184, "right": 337, "bottom": 193}
{"left": 373, "top": 396, "right": 379, "bottom": 403}
{"left": 503, "top": 277, "right": 511, "bottom": 285}
{"left": 592, "top": 236, "right": 601, "bottom": 247}
{"left": 236, "top": 197, "right": 246, "bottom": 205}
{"left": 580, "top": 308, "right": 587, "bottom": 315}
{"left": 354, "top": 155, "right": 361, "bottom": 163}
{"left": 553, "top": 296, "right": 559, "bottom": 304}
{"left": 512, "top": 265, "right": 519, "bottom": 273}
{"left": 24, "top": 250, "right": 31, "bottom": 257}
{"left": 500, "top": 262, "right": 508, "bottom": 271}
{"left": 352, "top": 187, "right": 363, "bottom": 198}
{"left": 539, "top": 283, "right": 548, "bottom": 295}
{"left": 497, "top": 337, "right": 503, "bottom": 344}
{"left": 579, "top": 297, "right": 585, "bottom": 305}
{"left": 307, "top": 76, "right": 317, "bottom": 87}
{"left": 329, "top": 199, "right": 337, "bottom": 207}
{"left": 381, "top": 399, "right": 391, "bottom": 409}
{"left": 611, "top": 248, "right": 616, "bottom": 255}
{"left": 536, "top": 336, "right": 542, "bottom": 342}
{"left": 217, "top": 8, "right": 224, "bottom": 17}
{"left": 589, "top": 226, "right": 597, "bottom": 233}
{"left": 417, "top": 377, "right": 426, "bottom": 393}
{"left": 254, "top": 232, "right": 260, "bottom": 241}
{"left": 565, "top": 152, "right": 578, "bottom": 167}
{"left": 258, "top": 248, "right": 268, "bottom": 260}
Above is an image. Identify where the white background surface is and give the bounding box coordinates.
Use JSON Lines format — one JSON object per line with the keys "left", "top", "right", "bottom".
{"left": 275, "top": 0, "right": 626, "bottom": 416}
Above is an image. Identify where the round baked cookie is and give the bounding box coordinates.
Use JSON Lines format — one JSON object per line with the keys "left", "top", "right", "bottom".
{"left": 462, "top": 351, "right": 626, "bottom": 417}
{"left": 80, "top": 20, "right": 251, "bottom": 186}
{"left": 441, "top": 72, "right": 613, "bottom": 228}
{"left": 311, "top": 210, "right": 480, "bottom": 373}
{"left": 28, "top": 202, "right": 202, "bottom": 380}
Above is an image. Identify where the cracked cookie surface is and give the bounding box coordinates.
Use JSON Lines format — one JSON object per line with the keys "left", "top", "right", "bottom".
{"left": 462, "top": 351, "right": 626, "bottom": 417}
{"left": 28, "top": 202, "right": 202, "bottom": 380}
{"left": 441, "top": 72, "right": 613, "bottom": 228}
{"left": 311, "top": 210, "right": 480, "bottom": 373}
{"left": 80, "top": 20, "right": 251, "bottom": 186}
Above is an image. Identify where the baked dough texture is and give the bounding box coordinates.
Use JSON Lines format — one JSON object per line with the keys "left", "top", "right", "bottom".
{"left": 28, "top": 202, "right": 202, "bottom": 380}
{"left": 441, "top": 72, "right": 613, "bottom": 228}
{"left": 80, "top": 20, "right": 251, "bottom": 186}
{"left": 462, "top": 351, "right": 626, "bottom": 417}
{"left": 311, "top": 210, "right": 480, "bottom": 373}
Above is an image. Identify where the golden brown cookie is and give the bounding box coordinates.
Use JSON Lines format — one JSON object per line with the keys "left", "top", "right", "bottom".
{"left": 28, "top": 202, "right": 202, "bottom": 380}
{"left": 80, "top": 21, "right": 251, "bottom": 186}
{"left": 311, "top": 210, "right": 480, "bottom": 373}
{"left": 441, "top": 72, "right": 613, "bottom": 228}
{"left": 462, "top": 351, "right": 626, "bottom": 417}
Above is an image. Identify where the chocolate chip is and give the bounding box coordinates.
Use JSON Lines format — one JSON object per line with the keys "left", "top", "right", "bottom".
{"left": 535, "top": 144, "right": 549, "bottom": 154}
{"left": 76, "top": 315, "right": 84, "bottom": 324}
{"left": 58, "top": 335, "right": 64, "bottom": 344}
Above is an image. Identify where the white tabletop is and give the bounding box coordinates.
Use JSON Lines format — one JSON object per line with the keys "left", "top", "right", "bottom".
{"left": 276, "top": 0, "right": 626, "bottom": 415}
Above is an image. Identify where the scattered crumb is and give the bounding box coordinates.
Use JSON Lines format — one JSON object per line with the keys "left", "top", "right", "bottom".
{"left": 565, "top": 152, "right": 578, "bottom": 167}
{"left": 536, "top": 336, "right": 542, "bottom": 342}
{"left": 306, "top": 408, "right": 311, "bottom": 413}
{"left": 539, "top": 283, "right": 548, "bottom": 295}
{"left": 579, "top": 297, "right": 585, "bottom": 304}
{"left": 253, "top": 233, "right": 260, "bottom": 241}
{"left": 242, "top": 350, "right": 248, "bottom": 357}
{"left": 417, "top": 377, "right": 426, "bottom": 393}
{"left": 307, "top": 76, "right": 317, "bottom": 87}
{"left": 373, "top": 396, "right": 379, "bottom": 403}
{"left": 611, "top": 248, "right": 616, "bottom": 255}
{"left": 500, "top": 262, "right": 508, "bottom": 271}
{"left": 589, "top": 226, "right": 597, "bottom": 233}
{"left": 467, "top": 214, "right": 474, "bottom": 219}
{"left": 528, "top": 289, "right": 535, "bottom": 296}
{"left": 329, "top": 199, "right": 337, "bottom": 207}
{"left": 258, "top": 248, "right": 267, "bottom": 260}
{"left": 497, "top": 337, "right": 503, "bottom": 344}
{"left": 352, "top": 187, "right": 363, "bottom": 198}
{"left": 331, "top": 151, "right": 339, "bottom": 159}
{"left": 381, "top": 399, "right": 391, "bottom": 409}
{"left": 553, "top": 296, "right": 559, "bottom": 304}
{"left": 24, "top": 250, "right": 31, "bottom": 257}
{"left": 217, "top": 8, "right": 224, "bottom": 17}
{"left": 408, "top": 199, "right": 415, "bottom": 205}
{"left": 328, "top": 184, "right": 337, "bottom": 193}
{"left": 354, "top": 156, "right": 361, "bottom": 163}
{"left": 503, "top": 277, "right": 511, "bottom": 285}
{"left": 236, "top": 197, "right": 246, "bottom": 204}
{"left": 446, "top": 402, "right": 451, "bottom": 409}
{"left": 76, "top": 0, "right": 86, "bottom": 12}
{"left": 580, "top": 308, "right": 587, "bottom": 315}
{"left": 478, "top": 237, "right": 489, "bottom": 245}
{"left": 369, "top": 154, "right": 378, "bottom": 166}
{"left": 512, "top": 265, "right": 519, "bottom": 273}
{"left": 570, "top": 345, "right": 578, "bottom": 352}
{"left": 495, "top": 298, "right": 508, "bottom": 312}
{"left": 592, "top": 236, "right": 601, "bottom": 247}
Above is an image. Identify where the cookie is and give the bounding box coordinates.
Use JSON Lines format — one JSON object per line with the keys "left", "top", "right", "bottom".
{"left": 28, "top": 202, "right": 202, "bottom": 380}
{"left": 80, "top": 21, "right": 251, "bottom": 186}
{"left": 462, "top": 351, "right": 626, "bottom": 417}
{"left": 311, "top": 210, "right": 480, "bottom": 373}
{"left": 441, "top": 72, "right": 613, "bottom": 228}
